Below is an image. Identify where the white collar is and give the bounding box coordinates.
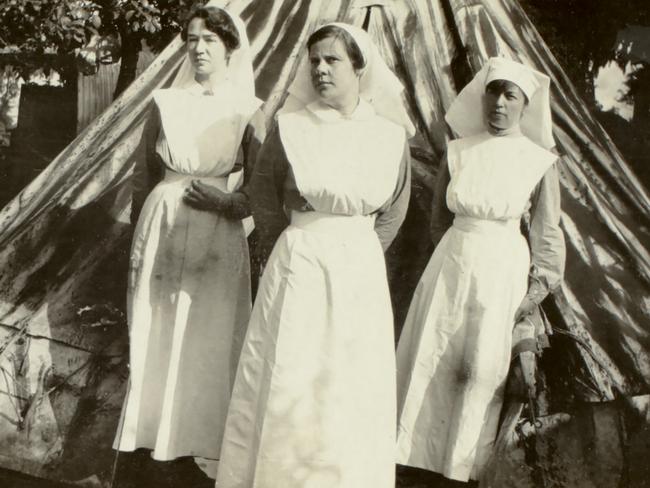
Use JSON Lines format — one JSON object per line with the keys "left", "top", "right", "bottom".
{"left": 181, "top": 77, "right": 232, "bottom": 96}
{"left": 305, "top": 98, "right": 376, "bottom": 123}
{"left": 486, "top": 124, "right": 523, "bottom": 138}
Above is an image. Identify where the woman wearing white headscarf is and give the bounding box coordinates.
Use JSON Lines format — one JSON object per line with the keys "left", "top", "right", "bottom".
{"left": 396, "top": 57, "right": 565, "bottom": 484}
{"left": 113, "top": 5, "right": 262, "bottom": 466}
{"left": 216, "top": 23, "right": 414, "bottom": 488}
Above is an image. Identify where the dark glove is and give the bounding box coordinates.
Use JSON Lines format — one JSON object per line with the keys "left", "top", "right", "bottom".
{"left": 183, "top": 180, "right": 231, "bottom": 214}
{"left": 513, "top": 295, "right": 538, "bottom": 323}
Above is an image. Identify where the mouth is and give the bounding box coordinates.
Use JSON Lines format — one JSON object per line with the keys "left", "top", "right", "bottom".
{"left": 314, "top": 79, "right": 333, "bottom": 88}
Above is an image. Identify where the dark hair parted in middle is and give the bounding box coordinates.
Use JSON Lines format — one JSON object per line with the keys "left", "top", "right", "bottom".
{"left": 307, "top": 25, "right": 366, "bottom": 71}
{"left": 181, "top": 5, "right": 241, "bottom": 54}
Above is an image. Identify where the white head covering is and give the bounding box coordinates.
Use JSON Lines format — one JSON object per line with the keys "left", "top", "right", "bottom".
{"left": 280, "top": 22, "right": 415, "bottom": 137}
{"left": 445, "top": 57, "right": 554, "bottom": 149}
{"left": 170, "top": 4, "right": 256, "bottom": 98}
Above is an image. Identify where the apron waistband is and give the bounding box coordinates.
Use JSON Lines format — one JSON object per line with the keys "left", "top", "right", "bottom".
{"left": 290, "top": 210, "right": 375, "bottom": 234}
{"left": 453, "top": 215, "right": 520, "bottom": 234}
{"left": 162, "top": 168, "right": 229, "bottom": 192}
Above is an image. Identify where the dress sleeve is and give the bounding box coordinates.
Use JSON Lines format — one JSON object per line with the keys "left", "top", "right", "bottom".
{"left": 247, "top": 124, "right": 291, "bottom": 262}
{"left": 374, "top": 140, "right": 412, "bottom": 251}
{"left": 241, "top": 109, "right": 267, "bottom": 188}
{"left": 219, "top": 108, "right": 267, "bottom": 220}
{"left": 131, "top": 103, "right": 163, "bottom": 225}
{"left": 430, "top": 152, "right": 454, "bottom": 247}
{"left": 526, "top": 162, "right": 566, "bottom": 305}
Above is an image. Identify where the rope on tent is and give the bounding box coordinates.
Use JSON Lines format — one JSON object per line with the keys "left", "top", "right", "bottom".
{"left": 0, "top": 323, "right": 29, "bottom": 357}
{"left": 551, "top": 326, "right": 623, "bottom": 397}
{"left": 0, "top": 366, "right": 24, "bottom": 428}
{"left": 108, "top": 379, "right": 128, "bottom": 488}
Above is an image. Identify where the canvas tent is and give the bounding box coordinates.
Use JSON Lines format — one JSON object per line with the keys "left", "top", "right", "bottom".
{"left": 0, "top": 0, "right": 648, "bottom": 486}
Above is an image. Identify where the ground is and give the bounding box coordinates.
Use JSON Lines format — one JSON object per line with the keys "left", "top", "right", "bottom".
{"left": 0, "top": 468, "right": 73, "bottom": 488}
{"left": 0, "top": 465, "right": 475, "bottom": 488}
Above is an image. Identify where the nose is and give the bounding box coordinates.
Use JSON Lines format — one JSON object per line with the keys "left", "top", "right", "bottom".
{"left": 193, "top": 37, "right": 206, "bottom": 54}
{"left": 313, "top": 58, "right": 328, "bottom": 75}
{"left": 495, "top": 93, "right": 507, "bottom": 107}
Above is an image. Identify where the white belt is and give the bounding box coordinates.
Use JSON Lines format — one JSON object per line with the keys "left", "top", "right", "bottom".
{"left": 453, "top": 215, "right": 520, "bottom": 234}
{"left": 162, "top": 169, "right": 229, "bottom": 192}
{"left": 290, "top": 210, "right": 375, "bottom": 234}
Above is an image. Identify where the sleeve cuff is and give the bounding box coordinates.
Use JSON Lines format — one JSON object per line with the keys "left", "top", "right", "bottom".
{"left": 527, "top": 274, "right": 550, "bottom": 306}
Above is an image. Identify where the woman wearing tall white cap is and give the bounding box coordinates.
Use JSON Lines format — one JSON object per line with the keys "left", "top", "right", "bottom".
{"left": 112, "top": 5, "right": 263, "bottom": 483}
{"left": 396, "top": 57, "right": 565, "bottom": 485}
{"left": 216, "top": 22, "right": 414, "bottom": 488}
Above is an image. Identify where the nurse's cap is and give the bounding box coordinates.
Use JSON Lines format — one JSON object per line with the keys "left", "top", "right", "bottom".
{"left": 445, "top": 56, "right": 555, "bottom": 149}
{"left": 484, "top": 57, "right": 541, "bottom": 101}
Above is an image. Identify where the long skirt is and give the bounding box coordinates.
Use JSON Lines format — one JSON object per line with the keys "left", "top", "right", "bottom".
{"left": 396, "top": 216, "right": 529, "bottom": 482}
{"left": 217, "top": 211, "right": 397, "bottom": 488}
{"left": 114, "top": 173, "right": 251, "bottom": 461}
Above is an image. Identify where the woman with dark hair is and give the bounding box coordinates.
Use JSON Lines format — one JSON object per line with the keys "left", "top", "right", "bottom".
{"left": 216, "top": 22, "right": 415, "bottom": 488}
{"left": 396, "top": 57, "right": 565, "bottom": 486}
{"left": 113, "top": 4, "right": 263, "bottom": 471}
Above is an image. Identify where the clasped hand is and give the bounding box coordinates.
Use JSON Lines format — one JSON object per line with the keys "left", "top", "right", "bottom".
{"left": 183, "top": 180, "right": 228, "bottom": 212}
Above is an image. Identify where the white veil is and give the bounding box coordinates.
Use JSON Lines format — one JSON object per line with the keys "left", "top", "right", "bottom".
{"left": 445, "top": 57, "right": 554, "bottom": 149}
{"left": 279, "top": 22, "right": 415, "bottom": 138}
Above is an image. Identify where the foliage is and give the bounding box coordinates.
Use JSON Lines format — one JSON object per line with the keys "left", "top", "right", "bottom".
{"left": 520, "top": 0, "right": 650, "bottom": 104}
{"left": 0, "top": 0, "right": 197, "bottom": 93}
{"left": 520, "top": 0, "right": 650, "bottom": 186}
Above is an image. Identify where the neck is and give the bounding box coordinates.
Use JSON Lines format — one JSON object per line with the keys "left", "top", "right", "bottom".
{"left": 325, "top": 94, "right": 360, "bottom": 116}
{"left": 194, "top": 70, "right": 226, "bottom": 90}
{"left": 487, "top": 122, "right": 522, "bottom": 137}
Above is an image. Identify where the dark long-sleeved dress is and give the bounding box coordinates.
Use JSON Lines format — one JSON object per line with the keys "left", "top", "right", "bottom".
{"left": 115, "top": 81, "right": 262, "bottom": 461}
{"left": 396, "top": 130, "right": 565, "bottom": 482}
{"left": 217, "top": 99, "right": 411, "bottom": 488}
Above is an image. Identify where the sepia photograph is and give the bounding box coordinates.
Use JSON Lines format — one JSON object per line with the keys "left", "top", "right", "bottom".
{"left": 0, "top": 0, "right": 649, "bottom": 487}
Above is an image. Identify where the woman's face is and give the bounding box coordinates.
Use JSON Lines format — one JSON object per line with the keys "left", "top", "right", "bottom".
{"left": 186, "top": 17, "right": 228, "bottom": 81}
{"left": 484, "top": 80, "right": 527, "bottom": 130}
{"left": 309, "top": 36, "right": 361, "bottom": 111}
